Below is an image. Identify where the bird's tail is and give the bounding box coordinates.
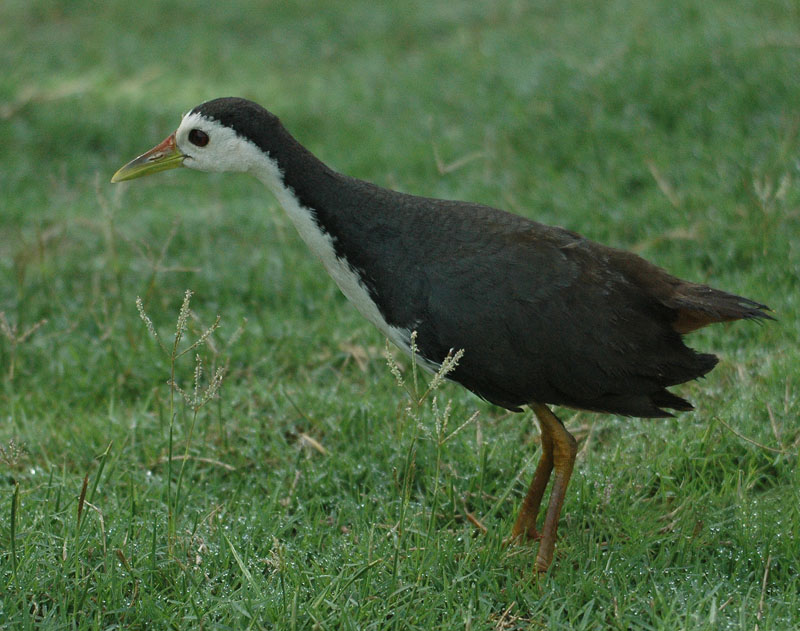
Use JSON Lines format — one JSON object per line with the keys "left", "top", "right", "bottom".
{"left": 668, "top": 284, "right": 772, "bottom": 334}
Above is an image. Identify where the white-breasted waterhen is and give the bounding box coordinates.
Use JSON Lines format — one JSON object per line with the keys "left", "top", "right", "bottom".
{"left": 112, "top": 97, "right": 771, "bottom": 572}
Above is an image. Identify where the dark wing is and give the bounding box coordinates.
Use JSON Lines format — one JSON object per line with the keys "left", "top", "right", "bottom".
{"left": 410, "top": 214, "right": 721, "bottom": 417}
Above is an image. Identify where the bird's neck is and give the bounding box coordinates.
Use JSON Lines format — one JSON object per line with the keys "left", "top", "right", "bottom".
{"left": 248, "top": 126, "right": 415, "bottom": 350}
{"left": 249, "top": 128, "right": 359, "bottom": 264}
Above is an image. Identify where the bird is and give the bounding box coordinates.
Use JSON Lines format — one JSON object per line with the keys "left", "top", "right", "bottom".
{"left": 112, "top": 97, "right": 771, "bottom": 572}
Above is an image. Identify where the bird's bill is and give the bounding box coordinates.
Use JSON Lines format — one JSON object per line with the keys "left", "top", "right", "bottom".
{"left": 111, "top": 133, "right": 184, "bottom": 183}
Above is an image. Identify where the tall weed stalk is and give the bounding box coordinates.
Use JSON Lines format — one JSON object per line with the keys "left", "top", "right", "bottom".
{"left": 136, "top": 290, "right": 240, "bottom": 551}
{"left": 384, "top": 333, "right": 478, "bottom": 566}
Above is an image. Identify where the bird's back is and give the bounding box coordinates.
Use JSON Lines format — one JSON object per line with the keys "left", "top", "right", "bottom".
{"left": 310, "top": 177, "right": 768, "bottom": 416}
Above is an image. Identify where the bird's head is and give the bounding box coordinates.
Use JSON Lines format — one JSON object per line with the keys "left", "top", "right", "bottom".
{"left": 111, "top": 98, "right": 276, "bottom": 182}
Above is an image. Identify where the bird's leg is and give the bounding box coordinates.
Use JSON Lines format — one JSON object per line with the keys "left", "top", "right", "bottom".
{"left": 509, "top": 411, "right": 554, "bottom": 541}
{"left": 532, "top": 403, "right": 577, "bottom": 573}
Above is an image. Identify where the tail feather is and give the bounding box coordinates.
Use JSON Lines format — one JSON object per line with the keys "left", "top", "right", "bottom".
{"left": 650, "top": 389, "right": 695, "bottom": 414}
{"left": 668, "top": 284, "right": 772, "bottom": 333}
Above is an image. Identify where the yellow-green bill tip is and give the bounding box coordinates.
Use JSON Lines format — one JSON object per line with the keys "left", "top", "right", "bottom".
{"left": 111, "top": 133, "right": 184, "bottom": 183}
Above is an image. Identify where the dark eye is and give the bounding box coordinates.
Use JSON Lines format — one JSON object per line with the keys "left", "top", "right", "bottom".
{"left": 188, "top": 129, "right": 209, "bottom": 147}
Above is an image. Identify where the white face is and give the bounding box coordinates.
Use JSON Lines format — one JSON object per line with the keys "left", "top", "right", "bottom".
{"left": 174, "top": 111, "right": 266, "bottom": 175}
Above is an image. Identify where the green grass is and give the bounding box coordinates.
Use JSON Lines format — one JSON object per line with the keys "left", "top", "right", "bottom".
{"left": 1, "top": 0, "right": 799, "bottom": 628}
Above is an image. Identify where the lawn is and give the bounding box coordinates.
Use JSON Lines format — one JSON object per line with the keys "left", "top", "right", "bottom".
{"left": 1, "top": 1, "right": 799, "bottom": 629}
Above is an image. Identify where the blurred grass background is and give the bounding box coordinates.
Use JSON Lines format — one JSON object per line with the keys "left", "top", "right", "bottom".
{"left": 1, "top": 1, "right": 799, "bottom": 629}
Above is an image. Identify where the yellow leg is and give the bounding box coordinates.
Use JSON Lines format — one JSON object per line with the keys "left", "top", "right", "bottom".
{"left": 508, "top": 403, "right": 577, "bottom": 573}
{"left": 533, "top": 403, "right": 577, "bottom": 573}
{"left": 510, "top": 409, "right": 554, "bottom": 541}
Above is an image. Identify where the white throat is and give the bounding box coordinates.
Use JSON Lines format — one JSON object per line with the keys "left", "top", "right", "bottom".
{"left": 245, "top": 146, "right": 417, "bottom": 356}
